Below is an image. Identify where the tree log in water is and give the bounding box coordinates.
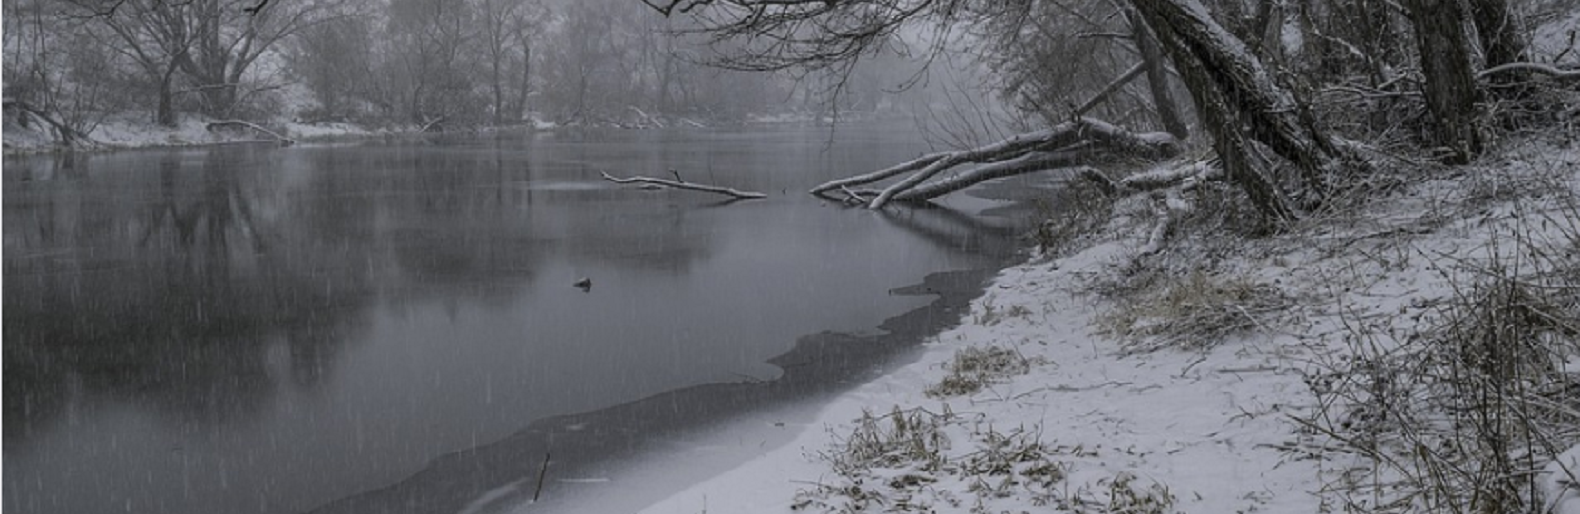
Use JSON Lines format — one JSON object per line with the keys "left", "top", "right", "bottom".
{"left": 207, "top": 120, "right": 296, "bottom": 145}
{"left": 601, "top": 171, "right": 767, "bottom": 200}
{"left": 809, "top": 117, "right": 1183, "bottom": 209}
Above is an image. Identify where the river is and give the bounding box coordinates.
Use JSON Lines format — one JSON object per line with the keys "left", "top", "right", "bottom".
{"left": 3, "top": 122, "right": 1036, "bottom": 514}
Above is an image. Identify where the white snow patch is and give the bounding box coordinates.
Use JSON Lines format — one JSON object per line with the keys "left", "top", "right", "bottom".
{"left": 1546, "top": 445, "right": 1580, "bottom": 514}
{"left": 1533, "top": 7, "right": 1580, "bottom": 65}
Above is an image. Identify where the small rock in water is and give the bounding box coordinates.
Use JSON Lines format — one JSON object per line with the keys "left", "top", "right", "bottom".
{"left": 573, "top": 277, "right": 592, "bottom": 291}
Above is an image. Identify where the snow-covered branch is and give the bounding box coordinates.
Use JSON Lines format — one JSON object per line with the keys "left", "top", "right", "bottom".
{"left": 811, "top": 118, "right": 1182, "bottom": 208}
{"left": 601, "top": 171, "right": 768, "bottom": 200}
{"left": 1478, "top": 62, "right": 1580, "bottom": 81}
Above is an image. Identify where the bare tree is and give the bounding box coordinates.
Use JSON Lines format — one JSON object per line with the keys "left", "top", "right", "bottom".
{"left": 69, "top": 0, "right": 195, "bottom": 126}
{"left": 480, "top": 0, "right": 542, "bottom": 124}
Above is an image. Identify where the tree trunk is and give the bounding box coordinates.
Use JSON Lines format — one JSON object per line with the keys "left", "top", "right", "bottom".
{"left": 1127, "top": 8, "right": 1189, "bottom": 140}
{"left": 1405, "top": 0, "right": 1482, "bottom": 163}
{"left": 1131, "top": 0, "right": 1350, "bottom": 199}
{"left": 156, "top": 62, "right": 179, "bottom": 127}
{"left": 492, "top": 56, "right": 505, "bottom": 125}
{"left": 517, "top": 43, "right": 532, "bottom": 120}
{"left": 1130, "top": 0, "right": 1347, "bottom": 217}
{"left": 1139, "top": 1, "right": 1295, "bottom": 220}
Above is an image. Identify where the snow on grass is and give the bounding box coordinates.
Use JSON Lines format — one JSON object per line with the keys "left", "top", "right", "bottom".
{"left": 638, "top": 137, "right": 1580, "bottom": 514}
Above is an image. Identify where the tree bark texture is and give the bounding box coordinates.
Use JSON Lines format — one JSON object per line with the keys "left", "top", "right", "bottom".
{"left": 1127, "top": 8, "right": 1189, "bottom": 140}
{"left": 1129, "top": 0, "right": 1340, "bottom": 218}
{"left": 1404, "top": 0, "right": 1483, "bottom": 163}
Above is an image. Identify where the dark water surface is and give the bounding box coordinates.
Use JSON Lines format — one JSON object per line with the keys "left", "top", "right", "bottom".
{"left": 3, "top": 123, "right": 1030, "bottom": 514}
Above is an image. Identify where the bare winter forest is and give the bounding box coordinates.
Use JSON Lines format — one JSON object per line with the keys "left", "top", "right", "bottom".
{"left": 3, "top": 0, "right": 949, "bottom": 142}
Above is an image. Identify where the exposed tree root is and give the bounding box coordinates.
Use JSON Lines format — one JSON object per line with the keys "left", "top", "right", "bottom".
{"left": 601, "top": 171, "right": 768, "bottom": 199}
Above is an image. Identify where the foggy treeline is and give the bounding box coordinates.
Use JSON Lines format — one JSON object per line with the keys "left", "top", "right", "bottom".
{"left": 1, "top": 0, "right": 937, "bottom": 134}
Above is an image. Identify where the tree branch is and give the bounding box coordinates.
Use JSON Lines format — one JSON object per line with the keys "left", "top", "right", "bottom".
{"left": 1477, "top": 62, "right": 1580, "bottom": 81}
{"left": 601, "top": 171, "right": 767, "bottom": 199}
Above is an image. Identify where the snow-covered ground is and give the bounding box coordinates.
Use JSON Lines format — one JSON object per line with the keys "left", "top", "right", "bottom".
{"left": 626, "top": 137, "right": 1580, "bottom": 514}
{"left": 0, "top": 113, "right": 397, "bottom": 153}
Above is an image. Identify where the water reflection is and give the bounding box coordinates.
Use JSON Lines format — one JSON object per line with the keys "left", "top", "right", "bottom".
{"left": 4, "top": 148, "right": 371, "bottom": 437}
{"left": 4, "top": 125, "right": 1030, "bottom": 514}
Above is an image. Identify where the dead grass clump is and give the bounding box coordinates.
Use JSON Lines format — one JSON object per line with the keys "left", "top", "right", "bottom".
{"left": 926, "top": 345, "right": 1038, "bottom": 398}
{"left": 791, "top": 406, "right": 1072, "bottom": 512}
{"left": 1098, "top": 270, "right": 1289, "bottom": 353}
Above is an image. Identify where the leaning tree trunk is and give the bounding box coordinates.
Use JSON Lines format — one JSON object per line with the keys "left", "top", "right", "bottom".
{"left": 1127, "top": 8, "right": 1189, "bottom": 140}
{"left": 1405, "top": 0, "right": 1483, "bottom": 164}
{"left": 1129, "top": 0, "right": 1351, "bottom": 217}
{"left": 1137, "top": 2, "right": 1295, "bottom": 220}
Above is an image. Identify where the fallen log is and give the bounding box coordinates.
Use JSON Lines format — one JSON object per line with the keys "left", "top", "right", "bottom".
{"left": 601, "top": 171, "right": 767, "bottom": 200}
{"left": 891, "top": 146, "right": 1092, "bottom": 202}
{"left": 207, "top": 120, "right": 296, "bottom": 145}
{"left": 810, "top": 118, "right": 1183, "bottom": 208}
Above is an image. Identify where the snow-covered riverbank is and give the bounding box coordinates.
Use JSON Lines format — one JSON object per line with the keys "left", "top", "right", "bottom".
{"left": 1, "top": 114, "right": 565, "bottom": 154}
{"left": 632, "top": 136, "right": 1580, "bottom": 514}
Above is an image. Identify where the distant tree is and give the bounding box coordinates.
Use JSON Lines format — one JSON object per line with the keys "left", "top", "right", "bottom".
{"left": 385, "top": 0, "right": 485, "bottom": 126}
{"left": 65, "top": 0, "right": 338, "bottom": 123}
{"left": 289, "top": 16, "right": 376, "bottom": 121}
{"left": 4, "top": 0, "right": 117, "bottom": 141}
{"left": 479, "top": 0, "right": 543, "bottom": 124}
{"left": 67, "top": 0, "right": 196, "bottom": 126}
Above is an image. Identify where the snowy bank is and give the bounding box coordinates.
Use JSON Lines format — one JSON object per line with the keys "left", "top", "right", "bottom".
{"left": 0, "top": 113, "right": 561, "bottom": 155}
{"left": 633, "top": 136, "right": 1580, "bottom": 513}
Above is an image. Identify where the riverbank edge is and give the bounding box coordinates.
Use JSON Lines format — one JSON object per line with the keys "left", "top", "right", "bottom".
{"left": 637, "top": 135, "right": 1580, "bottom": 513}
{"left": 0, "top": 111, "right": 880, "bottom": 157}
{"left": 302, "top": 239, "right": 1037, "bottom": 513}
{"left": 0, "top": 118, "right": 560, "bottom": 157}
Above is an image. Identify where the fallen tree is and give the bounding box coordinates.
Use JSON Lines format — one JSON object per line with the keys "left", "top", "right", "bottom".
{"left": 810, "top": 117, "right": 1183, "bottom": 208}
{"left": 206, "top": 120, "right": 296, "bottom": 145}
{"left": 601, "top": 171, "right": 768, "bottom": 200}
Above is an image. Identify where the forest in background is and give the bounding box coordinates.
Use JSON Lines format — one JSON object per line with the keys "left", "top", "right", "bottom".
{"left": 2, "top": 0, "right": 958, "bottom": 141}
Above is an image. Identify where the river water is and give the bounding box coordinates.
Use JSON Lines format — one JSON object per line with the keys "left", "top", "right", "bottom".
{"left": 3, "top": 123, "right": 1033, "bottom": 514}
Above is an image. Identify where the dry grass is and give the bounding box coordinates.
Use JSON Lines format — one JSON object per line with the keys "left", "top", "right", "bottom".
{"left": 1098, "top": 270, "right": 1290, "bottom": 353}
{"left": 926, "top": 345, "right": 1039, "bottom": 398}
{"left": 790, "top": 406, "right": 1073, "bottom": 513}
